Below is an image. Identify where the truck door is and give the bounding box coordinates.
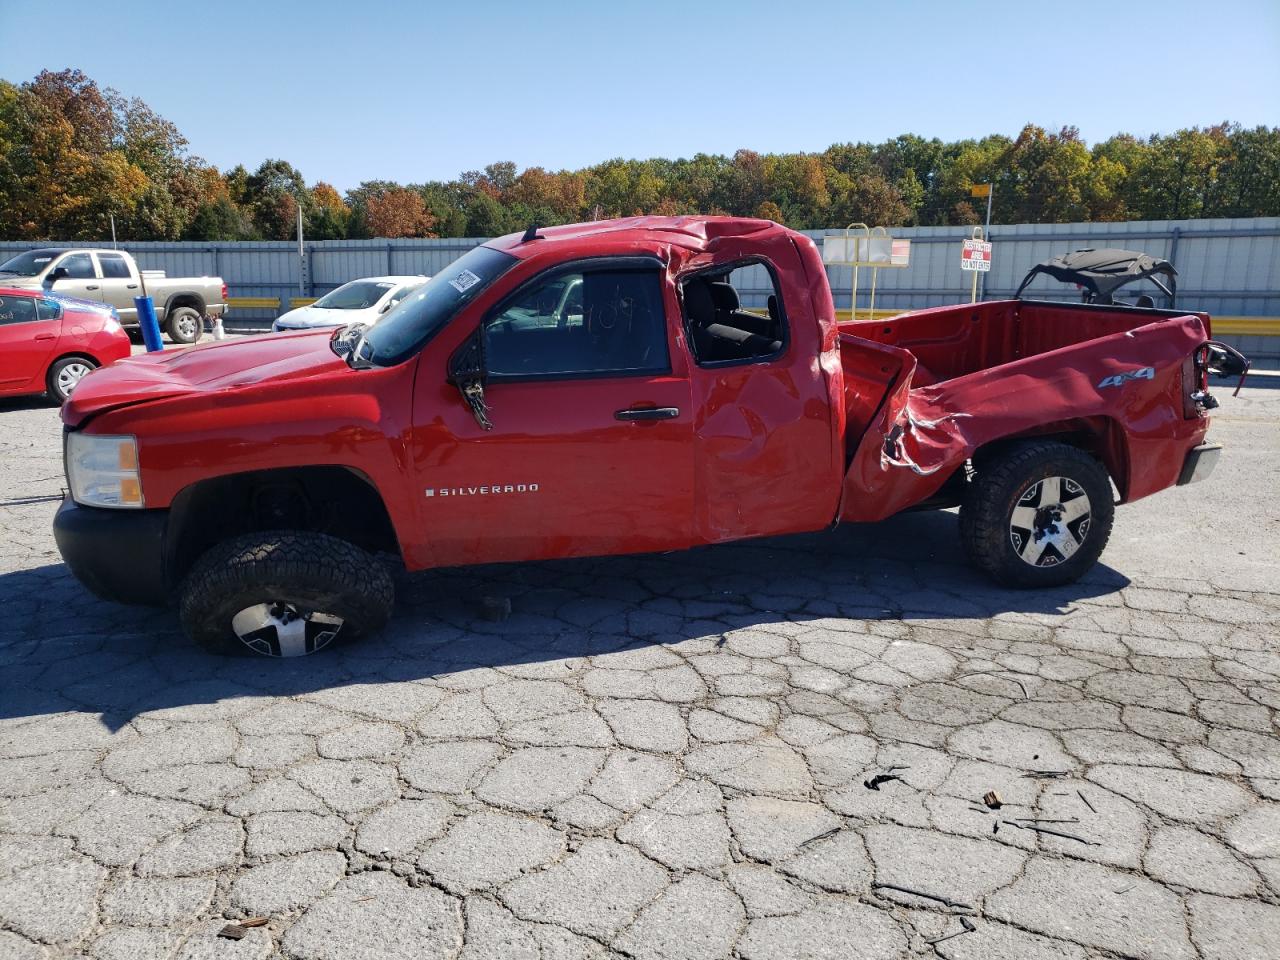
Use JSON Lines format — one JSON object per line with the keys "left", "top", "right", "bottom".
{"left": 94, "top": 251, "right": 141, "bottom": 322}
{"left": 680, "top": 255, "right": 840, "bottom": 543}
{"left": 411, "top": 260, "right": 695, "bottom": 567}
{"left": 45, "top": 251, "right": 101, "bottom": 302}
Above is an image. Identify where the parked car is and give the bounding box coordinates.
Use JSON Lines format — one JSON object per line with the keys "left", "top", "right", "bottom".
{"left": 272, "top": 276, "right": 429, "bottom": 332}
{"left": 0, "top": 288, "right": 131, "bottom": 403}
{"left": 53, "top": 216, "right": 1242, "bottom": 658}
{"left": 0, "top": 248, "right": 227, "bottom": 344}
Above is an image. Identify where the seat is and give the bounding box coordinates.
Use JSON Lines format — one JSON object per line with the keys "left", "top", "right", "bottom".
{"left": 685, "top": 278, "right": 782, "bottom": 362}
{"left": 709, "top": 281, "right": 778, "bottom": 339}
{"left": 1135, "top": 294, "right": 1155, "bottom": 308}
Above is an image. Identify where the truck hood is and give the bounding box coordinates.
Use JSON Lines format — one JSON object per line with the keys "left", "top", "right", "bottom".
{"left": 63, "top": 330, "right": 346, "bottom": 427}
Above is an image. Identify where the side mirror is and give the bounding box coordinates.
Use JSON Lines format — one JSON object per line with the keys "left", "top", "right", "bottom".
{"left": 380, "top": 300, "right": 394, "bottom": 313}
{"left": 44, "top": 266, "right": 69, "bottom": 286}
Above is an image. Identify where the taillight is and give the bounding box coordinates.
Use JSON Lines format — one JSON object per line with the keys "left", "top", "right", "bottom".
{"left": 221, "top": 282, "right": 229, "bottom": 301}
{"left": 1183, "top": 345, "right": 1217, "bottom": 418}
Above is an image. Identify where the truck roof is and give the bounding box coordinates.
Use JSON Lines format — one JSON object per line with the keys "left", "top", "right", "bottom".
{"left": 486, "top": 216, "right": 787, "bottom": 259}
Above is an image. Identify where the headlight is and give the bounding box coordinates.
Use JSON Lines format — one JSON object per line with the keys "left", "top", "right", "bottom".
{"left": 65, "top": 433, "right": 143, "bottom": 509}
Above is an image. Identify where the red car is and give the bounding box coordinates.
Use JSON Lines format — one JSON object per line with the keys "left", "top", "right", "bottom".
{"left": 0, "top": 288, "right": 131, "bottom": 403}
{"left": 52, "top": 217, "right": 1238, "bottom": 657}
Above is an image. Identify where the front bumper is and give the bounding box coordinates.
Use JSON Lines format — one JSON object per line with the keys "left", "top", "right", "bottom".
{"left": 53, "top": 497, "right": 171, "bottom": 606}
{"left": 1177, "top": 443, "right": 1222, "bottom": 486}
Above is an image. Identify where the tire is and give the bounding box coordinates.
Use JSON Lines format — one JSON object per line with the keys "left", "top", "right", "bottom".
{"left": 166, "top": 305, "right": 203, "bottom": 345}
{"left": 959, "top": 441, "right": 1114, "bottom": 588}
{"left": 178, "top": 531, "right": 394, "bottom": 657}
{"left": 46, "top": 355, "right": 98, "bottom": 404}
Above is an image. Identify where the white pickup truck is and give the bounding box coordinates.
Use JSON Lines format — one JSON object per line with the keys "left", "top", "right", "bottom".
{"left": 0, "top": 248, "right": 227, "bottom": 344}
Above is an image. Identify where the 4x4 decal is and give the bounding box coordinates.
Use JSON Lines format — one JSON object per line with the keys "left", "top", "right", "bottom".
{"left": 1097, "top": 366, "right": 1155, "bottom": 389}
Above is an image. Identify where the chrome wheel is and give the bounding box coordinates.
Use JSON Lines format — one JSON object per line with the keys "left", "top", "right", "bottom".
{"left": 1009, "top": 476, "right": 1092, "bottom": 568}
{"left": 56, "top": 361, "right": 93, "bottom": 397}
{"left": 175, "top": 313, "right": 197, "bottom": 340}
{"left": 230, "top": 602, "right": 344, "bottom": 657}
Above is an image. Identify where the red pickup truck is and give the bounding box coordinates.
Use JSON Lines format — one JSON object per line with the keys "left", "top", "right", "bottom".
{"left": 54, "top": 217, "right": 1235, "bottom": 658}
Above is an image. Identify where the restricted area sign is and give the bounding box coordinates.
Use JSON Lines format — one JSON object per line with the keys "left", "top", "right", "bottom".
{"left": 961, "top": 239, "right": 992, "bottom": 272}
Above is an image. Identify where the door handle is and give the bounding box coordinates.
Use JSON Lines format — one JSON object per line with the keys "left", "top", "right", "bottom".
{"left": 85, "top": 285, "right": 99, "bottom": 291}
{"left": 34, "top": 333, "right": 55, "bottom": 341}
{"left": 126, "top": 284, "right": 138, "bottom": 289}
{"left": 615, "top": 406, "right": 680, "bottom": 421}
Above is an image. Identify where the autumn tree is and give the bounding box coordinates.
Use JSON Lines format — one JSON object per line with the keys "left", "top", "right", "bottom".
{"left": 365, "top": 187, "right": 435, "bottom": 238}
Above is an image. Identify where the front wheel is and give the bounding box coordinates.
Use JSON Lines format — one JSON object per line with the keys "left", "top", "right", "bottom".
{"left": 959, "top": 441, "right": 1114, "bottom": 588}
{"left": 178, "top": 531, "right": 394, "bottom": 657}
{"left": 47, "top": 356, "right": 98, "bottom": 404}
{"left": 166, "top": 306, "right": 203, "bottom": 345}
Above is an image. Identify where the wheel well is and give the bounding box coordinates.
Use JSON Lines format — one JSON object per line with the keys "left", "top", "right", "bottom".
{"left": 46, "top": 352, "right": 100, "bottom": 382}
{"left": 164, "top": 293, "right": 206, "bottom": 319}
{"left": 166, "top": 466, "right": 401, "bottom": 585}
{"left": 970, "top": 418, "right": 1129, "bottom": 498}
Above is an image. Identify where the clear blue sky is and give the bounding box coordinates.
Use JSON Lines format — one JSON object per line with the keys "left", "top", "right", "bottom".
{"left": 3, "top": 0, "right": 1277, "bottom": 192}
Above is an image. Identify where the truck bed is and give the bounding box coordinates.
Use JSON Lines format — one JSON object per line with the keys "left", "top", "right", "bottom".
{"left": 841, "top": 299, "right": 1211, "bottom": 387}
{"left": 836, "top": 299, "right": 1214, "bottom": 523}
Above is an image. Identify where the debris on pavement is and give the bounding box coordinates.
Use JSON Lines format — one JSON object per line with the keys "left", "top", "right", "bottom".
{"left": 480, "top": 595, "right": 512, "bottom": 621}
{"left": 218, "top": 917, "right": 268, "bottom": 940}
{"left": 926, "top": 916, "right": 977, "bottom": 946}
{"left": 872, "top": 882, "right": 973, "bottom": 911}
{"left": 1077, "top": 789, "right": 1098, "bottom": 813}
{"left": 864, "top": 773, "right": 903, "bottom": 791}
{"left": 983, "top": 790, "right": 1003, "bottom": 809}
{"left": 1002, "top": 820, "right": 1099, "bottom": 845}
{"left": 799, "top": 826, "right": 842, "bottom": 848}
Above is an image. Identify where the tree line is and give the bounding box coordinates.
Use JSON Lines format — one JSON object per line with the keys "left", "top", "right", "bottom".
{"left": 2, "top": 69, "right": 1277, "bottom": 243}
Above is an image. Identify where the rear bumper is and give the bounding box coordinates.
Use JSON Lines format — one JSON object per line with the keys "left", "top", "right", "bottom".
{"left": 53, "top": 497, "right": 170, "bottom": 606}
{"left": 1177, "top": 443, "right": 1222, "bottom": 486}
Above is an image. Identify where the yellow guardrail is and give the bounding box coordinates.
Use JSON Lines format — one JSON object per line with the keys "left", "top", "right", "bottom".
{"left": 290, "top": 297, "right": 319, "bottom": 308}
{"left": 226, "top": 296, "right": 281, "bottom": 310}
{"left": 834, "top": 308, "right": 904, "bottom": 322}
{"left": 1212, "top": 316, "right": 1280, "bottom": 336}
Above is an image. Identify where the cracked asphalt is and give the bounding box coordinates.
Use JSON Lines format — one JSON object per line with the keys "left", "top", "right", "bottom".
{"left": 1, "top": 379, "right": 1278, "bottom": 960}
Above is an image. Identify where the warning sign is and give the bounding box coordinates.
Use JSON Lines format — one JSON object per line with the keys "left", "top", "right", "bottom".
{"left": 961, "top": 239, "right": 992, "bottom": 272}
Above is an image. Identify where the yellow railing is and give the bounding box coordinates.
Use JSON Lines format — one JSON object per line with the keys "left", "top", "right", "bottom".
{"left": 226, "top": 296, "right": 281, "bottom": 310}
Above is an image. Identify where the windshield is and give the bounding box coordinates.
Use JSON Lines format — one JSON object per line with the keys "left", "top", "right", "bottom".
{"left": 362, "top": 246, "right": 518, "bottom": 367}
{"left": 313, "top": 280, "right": 396, "bottom": 310}
{"left": 0, "top": 249, "right": 64, "bottom": 277}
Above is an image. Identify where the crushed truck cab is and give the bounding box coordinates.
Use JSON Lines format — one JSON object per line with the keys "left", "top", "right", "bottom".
{"left": 53, "top": 217, "right": 1235, "bottom": 657}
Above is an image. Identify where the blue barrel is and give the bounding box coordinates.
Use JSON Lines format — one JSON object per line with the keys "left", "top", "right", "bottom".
{"left": 134, "top": 296, "right": 164, "bottom": 352}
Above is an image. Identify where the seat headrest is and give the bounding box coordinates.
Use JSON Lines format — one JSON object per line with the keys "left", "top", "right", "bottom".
{"left": 683, "top": 280, "right": 716, "bottom": 327}
{"left": 708, "top": 282, "right": 740, "bottom": 312}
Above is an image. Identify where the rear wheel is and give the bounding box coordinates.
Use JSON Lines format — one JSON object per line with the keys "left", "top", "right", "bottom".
{"left": 178, "top": 531, "right": 394, "bottom": 657}
{"left": 960, "top": 441, "right": 1114, "bottom": 588}
{"left": 166, "top": 306, "right": 203, "bottom": 345}
{"left": 47, "top": 356, "right": 97, "bottom": 404}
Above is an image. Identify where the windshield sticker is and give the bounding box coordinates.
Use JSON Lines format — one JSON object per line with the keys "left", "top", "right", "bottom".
{"left": 448, "top": 269, "right": 482, "bottom": 294}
